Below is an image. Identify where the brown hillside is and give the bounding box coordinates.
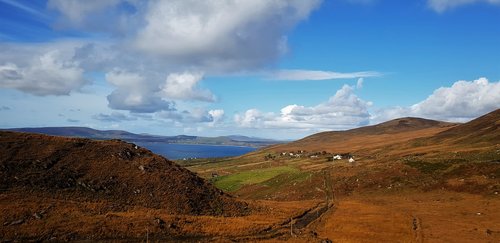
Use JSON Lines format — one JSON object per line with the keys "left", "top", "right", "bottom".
{"left": 268, "top": 117, "right": 457, "bottom": 154}
{"left": 351, "top": 117, "right": 455, "bottom": 135}
{"left": 432, "top": 108, "right": 500, "bottom": 144}
{"left": 0, "top": 131, "right": 247, "bottom": 216}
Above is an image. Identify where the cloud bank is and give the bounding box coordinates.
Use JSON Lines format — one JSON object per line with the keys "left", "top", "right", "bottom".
{"left": 236, "top": 78, "right": 500, "bottom": 132}
{"left": 0, "top": 49, "right": 87, "bottom": 96}
{"left": 0, "top": 0, "right": 325, "bottom": 117}
{"left": 235, "top": 84, "right": 371, "bottom": 131}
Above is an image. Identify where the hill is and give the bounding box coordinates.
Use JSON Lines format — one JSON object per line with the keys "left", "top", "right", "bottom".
{"left": 182, "top": 109, "right": 500, "bottom": 242}
{"left": 0, "top": 131, "right": 246, "bottom": 216}
{"left": 432, "top": 108, "right": 500, "bottom": 144}
{"left": 5, "top": 127, "right": 282, "bottom": 148}
{"left": 265, "top": 117, "right": 457, "bottom": 155}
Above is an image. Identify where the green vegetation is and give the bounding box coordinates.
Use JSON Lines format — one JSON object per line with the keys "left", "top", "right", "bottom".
{"left": 261, "top": 170, "right": 311, "bottom": 187}
{"left": 404, "top": 160, "right": 452, "bottom": 174}
{"left": 211, "top": 166, "right": 299, "bottom": 192}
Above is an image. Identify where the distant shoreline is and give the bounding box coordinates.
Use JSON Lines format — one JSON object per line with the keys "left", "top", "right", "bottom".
{"left": 134, "top": 141, "right": 261, "bottom": 149}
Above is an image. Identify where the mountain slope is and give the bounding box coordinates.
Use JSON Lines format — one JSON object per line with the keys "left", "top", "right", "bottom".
{"left": 432, "top": 108, "right": 500, "bottom": 144}
{"left": 267, "top": 117, "right": 457, "bottom": 154}
{"left": 0, "top": 131, "right": 247, "bottom": 216}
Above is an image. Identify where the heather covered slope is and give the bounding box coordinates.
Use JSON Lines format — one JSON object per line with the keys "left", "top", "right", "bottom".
{"left": 0, "top": 131, "right": 247, "bottom": 216}
{"left": 432, "top": 108, "right": 500, "bottom": 144}
{"left": 264, "top": 117, "right": 457, "bottom": 155}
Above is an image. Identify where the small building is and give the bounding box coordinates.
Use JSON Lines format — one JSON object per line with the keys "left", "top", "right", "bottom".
{"left": 349, "top": 157, "right": 355, "bottom": 163}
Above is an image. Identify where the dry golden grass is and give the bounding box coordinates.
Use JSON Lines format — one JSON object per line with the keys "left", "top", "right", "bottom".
{"left": 311, "top": 191, "right": 500, "bottom": 242}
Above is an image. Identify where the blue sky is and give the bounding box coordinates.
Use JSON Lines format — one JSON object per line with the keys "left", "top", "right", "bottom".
{"left": 0, "top": 0, "right": 499, "bottom": 139}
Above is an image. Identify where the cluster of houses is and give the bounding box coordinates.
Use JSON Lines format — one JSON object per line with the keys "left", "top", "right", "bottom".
{"left": 266, "top": 150, "right": 356, "bottom": 163}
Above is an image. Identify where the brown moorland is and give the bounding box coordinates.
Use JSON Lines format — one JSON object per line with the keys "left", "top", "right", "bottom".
{"left": 1, "top": 109, "right": 499, "bottom": 242}
{"left": 185, "top": 109, "right": 500, "bottom": 242}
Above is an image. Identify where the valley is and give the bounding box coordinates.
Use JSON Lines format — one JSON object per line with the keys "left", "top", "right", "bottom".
{"left": 1, "top": 109, "right": 499, "bottom": 242}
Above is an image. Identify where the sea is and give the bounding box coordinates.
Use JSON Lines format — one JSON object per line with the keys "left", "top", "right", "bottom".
{"left": 135, "top": 142, "right": 256, "bottom": 160}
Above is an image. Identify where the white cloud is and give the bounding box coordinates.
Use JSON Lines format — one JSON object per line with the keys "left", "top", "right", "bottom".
{"left": 208, "top": 109, "right": 225, "bottom": 126}
{"left": 157, "top": 108, "right": 225, "bottom": 124}
{"left": 373, "top": 78, "right": 500, "bottom": 122}
{"left": 160, "top": 72, "right": 215, "bottom": 102}
{"left": 105, "top": 69, "right": 174, "bottom": 113}
{"left": 0, "top": 50, "right": 87, "bottom": 96}
{"left": 46, "top": 0, "right": 323, "bottom": 71}
{"left": 234, "top": 109, "right": 275, "bottom": 128}
{"left": 36, "top": 0, "right": 323, "bottom": 117}
{"left": 133, "top": 0, "right": 321, "bottom": 70}
{"left": 410, "top": 77, "right": 500, "bottom": 121}
{"left": 428, "top": 0, "right": 500, "bottom": 12}
{"left": 234, "top": 78, "right": 500, "bottom": 134}
{"left": 269, "top": 69, "right": 381, "bottom": 81}
{"left": 235, "top": 84, "right": 371, "bottom": 131}
{"left": 105, "top": 70, "right": 216, "bottom": 113}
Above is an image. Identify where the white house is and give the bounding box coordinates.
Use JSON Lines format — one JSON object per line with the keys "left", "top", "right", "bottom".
{"left": 349, "top": 157, "right": 355, "bottom": 163}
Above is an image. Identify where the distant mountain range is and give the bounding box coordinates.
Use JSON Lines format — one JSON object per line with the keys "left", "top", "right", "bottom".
{"left": 4, "top": 127, "right": 283, "bottom": 148}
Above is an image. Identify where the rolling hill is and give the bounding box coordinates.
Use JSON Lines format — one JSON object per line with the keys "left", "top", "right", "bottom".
{"left": 184, "top": 109, "right": 500, "bottom": 242}
{"left": 263, "top": 116, "right": 458, "bottom": 155}
{"left": 1, "top": 109, "right": 499, "bottom": 242}
{"left": 5, "top": 127, "right": 283, "bottom": 148}
{"left": 432, "top": 108, "right": 500, "bottom": 144}
{"left": 0, "top": 131, "right": 247, "bottom": 216}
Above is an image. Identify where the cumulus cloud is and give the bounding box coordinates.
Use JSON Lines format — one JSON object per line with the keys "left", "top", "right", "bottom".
{"left": 47, "top": 0, "right": 321, "bottom": 71}
{"left": 410, "top": 77, "right": 500, "bottom": 121}
{"left": 105, "top": 69, "right": 174, "bottom": 113}
{"left": 428, "top": 0, "right": 500, "bottom": 12}
{"left": 134, "top": 0, "right": 321, "bottom": 70}
{"left": 92, "top": 112, "right": 137, "bottom": 122}
{"left": 157, "top": 108, "right": 225, "bottom": 124}
{"left": 269, "top": 69, "right": 381, "bottom": 81}
{"left": 160, "top": 72, "right": 215, "bottom": 102}
{"left": 36, "top": 0, "right": 323, "bottom": 115}
{"left": 373, "top": 78, "right": 500, "bottom": 122}
{"left": 235, "top": 84, "right": 371, "bottom": 131}
{"left": 234, "top": 78, "right": 500, "bottom": 133}
{"left": 208, "top": 109, "right": 225, "bottom": 126}
{"left": 234, "top": 109, "right": 275, "bottom": 128}
{"left": 0, "top": 50, "right": 87, "bottom": 96}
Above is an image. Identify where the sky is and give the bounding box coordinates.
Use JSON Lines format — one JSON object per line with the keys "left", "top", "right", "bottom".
{"left": 0, "top": 0, "right": 499, "bottom": 140}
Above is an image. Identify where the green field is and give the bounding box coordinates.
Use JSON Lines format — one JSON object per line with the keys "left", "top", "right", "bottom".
{"left": 211, "top": 166, "right": 299, "bottom": 192}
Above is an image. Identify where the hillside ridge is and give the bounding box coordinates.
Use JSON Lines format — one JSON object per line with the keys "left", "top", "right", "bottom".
{"left": 0, "top": 131, "right": 247, "bottom": 216}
